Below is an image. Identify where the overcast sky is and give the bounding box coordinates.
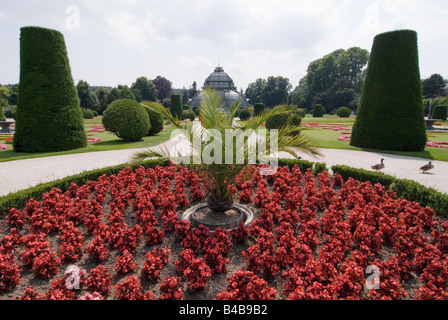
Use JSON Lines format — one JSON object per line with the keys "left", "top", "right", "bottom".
{"left": 1, "top": 0, "right": 447, "bottom": 90}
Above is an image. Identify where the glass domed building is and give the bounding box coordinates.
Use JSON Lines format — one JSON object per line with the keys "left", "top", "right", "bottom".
{"left": 190, "top": 66, "right": 249, "bottom": 110}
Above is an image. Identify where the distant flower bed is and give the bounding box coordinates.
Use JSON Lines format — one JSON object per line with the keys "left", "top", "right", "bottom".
{"left": 87, "top": 137, "right": 102, "bottom": 143}
{"left": 426, "top": 141, "right": 448, "bottom": 149}
{"left": 87, "top": 125, "right": 106, "bottom": 133}
{"left": 338, "top": 135, "right": 351, "bottom": 142}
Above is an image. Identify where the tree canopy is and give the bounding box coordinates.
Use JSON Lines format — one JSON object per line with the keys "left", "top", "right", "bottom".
{"left": 152, "top": 76, "right": 173, "bottom": 101}
{"left": 131, "top": 77, "right": 158, "bottom": 102}
{"left": 293, "top": 47, "right": 369, "bottom": 110}
{"left": 422, "top": 73, "right": 446, "bottom": 99}
{"left": 245, "top": 76, "right": 291, "bottom": 108}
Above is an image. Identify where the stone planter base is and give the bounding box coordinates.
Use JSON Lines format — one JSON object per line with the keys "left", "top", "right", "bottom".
{"left": 181, "top": 203, "right": 254, "bottom": 232}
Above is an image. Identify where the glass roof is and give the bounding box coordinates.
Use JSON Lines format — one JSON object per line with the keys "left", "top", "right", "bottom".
{"left": 190, "top": 65, "right": 249, "bottom": 110}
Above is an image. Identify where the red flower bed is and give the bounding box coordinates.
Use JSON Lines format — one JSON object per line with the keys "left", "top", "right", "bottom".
{"left": 0, "top": 163, "right": 447, "bottom": 300}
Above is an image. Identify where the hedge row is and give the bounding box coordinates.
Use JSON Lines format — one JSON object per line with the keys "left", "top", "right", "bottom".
{"left": 332, "top": 165, "right": 448, "bottom": 217}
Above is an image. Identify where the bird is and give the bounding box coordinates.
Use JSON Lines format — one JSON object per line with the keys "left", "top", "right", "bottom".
{"left": 420, "top": 161, "right": 434, "bottom": 174}
{"left": 371, "top": 158, "right": 385, "bottom": 172}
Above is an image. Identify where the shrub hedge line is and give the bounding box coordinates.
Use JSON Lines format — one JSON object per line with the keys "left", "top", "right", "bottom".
{"left": 0, "top": 159, "right": 446, "bottom": 218}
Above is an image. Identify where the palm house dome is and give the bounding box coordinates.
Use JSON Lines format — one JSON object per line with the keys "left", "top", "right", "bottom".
{"left": 190, "top": 66, "right": 249, "bottom": 110}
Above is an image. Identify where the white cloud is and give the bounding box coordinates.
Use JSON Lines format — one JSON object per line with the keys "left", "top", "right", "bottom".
{"left": 1, "top": 0, "right": 447, "bottom": 88}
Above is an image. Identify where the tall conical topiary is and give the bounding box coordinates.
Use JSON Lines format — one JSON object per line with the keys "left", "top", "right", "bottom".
{"left": 14, "top": 26, "right": 87, "bottom": 152}
{"left": 350, "top": 30, "right": 426, "bottom": 151}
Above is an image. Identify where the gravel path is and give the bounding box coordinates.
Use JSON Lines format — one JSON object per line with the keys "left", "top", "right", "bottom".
{"left": 0, "top": 143, "right": 447, "bottom": 197}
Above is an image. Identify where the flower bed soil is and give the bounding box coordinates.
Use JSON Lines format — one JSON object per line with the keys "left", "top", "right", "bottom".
{"left": 0, "top": 163, "right": 447, "bottom": 300}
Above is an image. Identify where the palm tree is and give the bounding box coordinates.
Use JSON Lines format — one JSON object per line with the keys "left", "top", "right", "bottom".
{"left": 132, "top": 89, "right": 320, "bottom": 213}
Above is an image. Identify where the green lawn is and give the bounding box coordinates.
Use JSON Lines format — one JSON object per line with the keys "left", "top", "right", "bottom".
{"left": 0, "top": 118, "right": 176, "bottom": 163}
{"left": 301, "top": 115, "right": 448, "bottom": 161}
{"left": 1, "top": 115, "right": 447, "bottom": 163}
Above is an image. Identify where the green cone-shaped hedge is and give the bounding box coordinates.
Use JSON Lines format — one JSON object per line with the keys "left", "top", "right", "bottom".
{"left": 350, "top": 30, "right": 427, "bottom": 151}
{"left": 14, "top": 26, "right": 87, "bottom": 152}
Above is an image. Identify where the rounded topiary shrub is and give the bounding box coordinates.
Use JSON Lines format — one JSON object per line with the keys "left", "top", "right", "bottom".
{"left": 182, "top": 110, "right": 196, "bottom": 122}
{"left": 313, "top": 104, "right": 324, "bottom": 118}
{"left": 14, "top": 26, "right": 87, "bottom": 152}
{"left": 103, "top": 99, "right": 150, "bottom": 141}
{"left": 266, "top": 107, "right": 291, "bottom": 129}
{"left": 432, "top": 105, "right": 448, "bottom": 121}
{"left": 289, "top": 113, "right": 302, "bottom": 127}
{"left": 337, "top": 107, "right": 351, "bottom": 118}
{"left": 141, "top": 101, "right": 165, "bottom": 136}
{"left": 83, "top": 109, "right": 95, "bottom": 119}
{"left": 239, "top": 108, "right": 251, "bottom": 121}
{"left": 296, "top": 108, "right": 307, "bottom": 119}
{"left": 351, "top": 30, "right": 427, "bottom": 151}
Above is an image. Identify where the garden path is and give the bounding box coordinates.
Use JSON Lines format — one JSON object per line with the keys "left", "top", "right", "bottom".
{"left": 0, "top": 138, "right": 447, "bottom": 197}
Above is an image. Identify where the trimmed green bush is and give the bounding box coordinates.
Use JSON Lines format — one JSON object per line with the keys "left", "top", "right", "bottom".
{"left": 170, "top": 94, "right": 183, "bottom": 120}
{"left": 313, "top": 104, "right": 324, "bottom": 118}
{"left": 102, "top": 99, "right": 150, "bottom": 141}
{"left": 182, "top": 109, "right": 196, "bottom": 122}
{"left": 296, "top": 108, "right": 307, "bottom": 118}
{"left": 266, "top": 112, "right": 291, "bottom": 130}
{"left": 337, "top": 107, "right": 351, "bottom": 118}
{"left": 254, "top": 103, "right": 265, "bottom": 116}
{"left": 350, "top": 30, "right": 427, "bottom": 151}
{"left": 288, "top": 113, "right": 302, "bottom": 127}
{"left": 432, "top": 105, "right": 448, "bottom": 121}
{"left": 82, "top": 109, "right": 95, "bottom": 119}
{"left": 141, "top": 101, "right": 165, "bottom": 136}
{"left": 0, "top": 106, "right": 4, "bottom": 120}
{"left": 239, "top": 108, "right": 251, "bottom": 121}
{"left": 183, "top": 104, "right": 191, "bottom": 111}
{"left": 14, "top": 26, "right": 87, "bottom": 152}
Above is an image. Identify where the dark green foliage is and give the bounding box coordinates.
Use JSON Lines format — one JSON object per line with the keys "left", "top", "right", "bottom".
{"left": 183, "top": 104, "right": 191, "bottom": 110}
{"left": 350, "top": 30, "right": 427, "bottom": 151}
{"left": 182, "top": 110, "right": 196, "bottom": 122}
{"left": 288, "top": 113, "right": 302, "bottom": 126}
{"left": 14, "top": 26, "right": 87, "bottom": 153}
{"left": 141, "top": 101, "right": 165, "bottom": 136}
{"left": 0, "top": 106, "right": 4, "bottom": 119}
{"left": 102, "top": 99, "right": 150, "bottom": 141}
{"left": 313, "top": 104, "right": 324, "bottom": 118}
{"left": 195, "top": 107, "right": 201, "bottom": 116}
{"left": 432, "top": 105, "right": 448, "bottom": 121}
{"left": 170, "top": 94, "right": 183, "bottom": 120}
{"left": 238, "top": 108, "right": 251, "bottom": 121}
{"left": 77, "top": 80, "right": 99, "bottom": 112}
{"left": 337, "top": 107, "right": 351, "bottom": 118}
{"left": 131, "top": 77, "right": 158, "bottom": 102}
{"left": 265, "top": 107, "right": 291, "bottom": 129}
{"left": 82, "top": 109, "right": 95, "bottom": 119}
{"left": 332, "top": 165, "right": 448, "bottom": 217}
{"left": 422, "top": 74, "right": 446, "bottom": 99}
{"left": 3, "top": 106, "right": 17, "bottom": 119}
{"left": 254, "top": 103, "right": 265, "bottom": 116}
{"left": 296, "top": 108, "right": 307, "bottom": 118}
